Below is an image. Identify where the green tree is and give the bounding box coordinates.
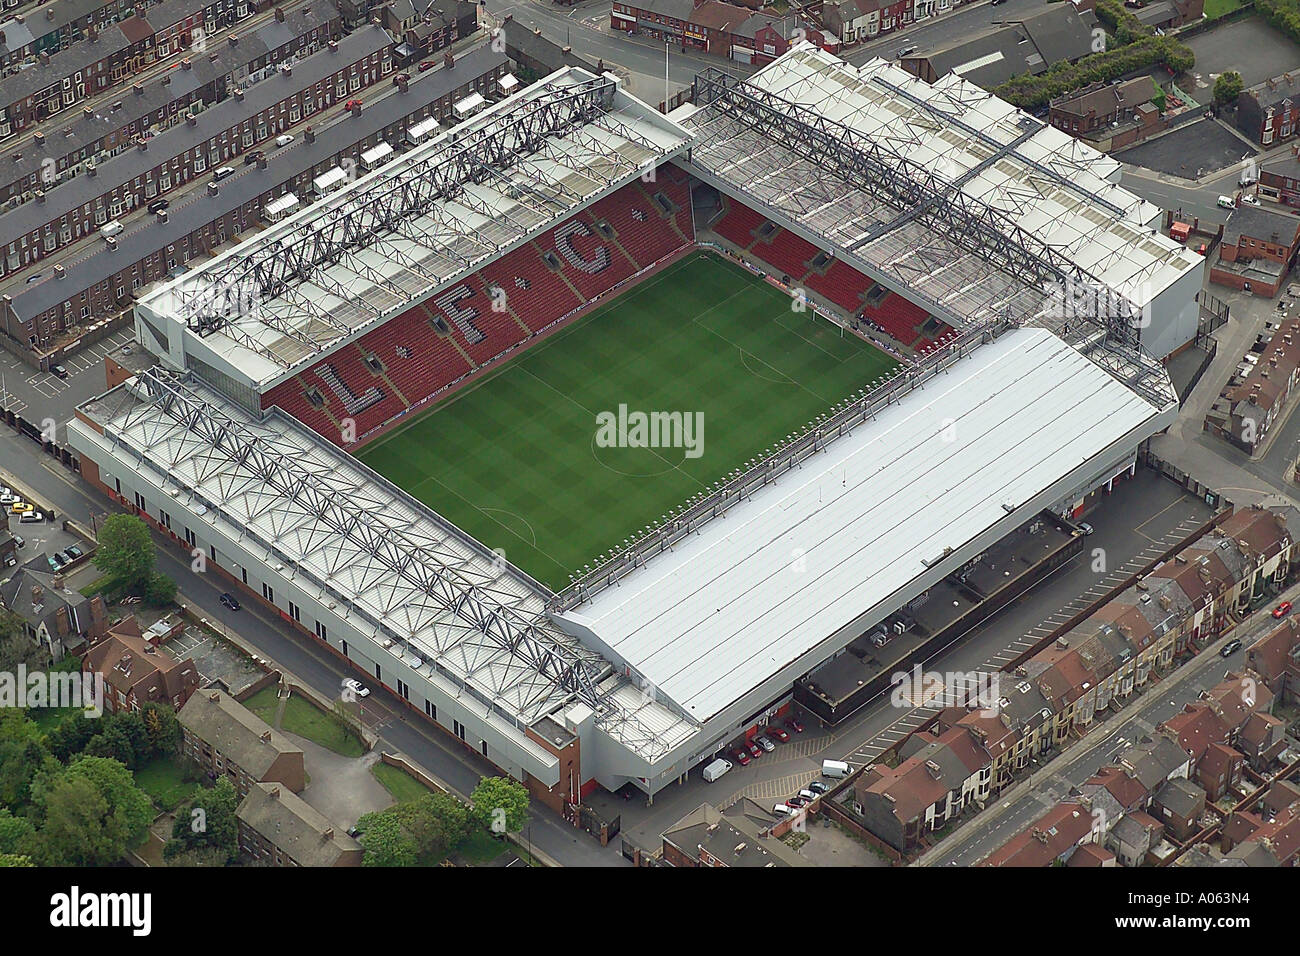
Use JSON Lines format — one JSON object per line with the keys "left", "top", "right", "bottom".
{"left": 0, "top": 729, "right": 56, "bottom": 811}
{"left": 0, "top": 809, "right": 35, "bottom": 854}
{"left": 0, "top": 853, "right": 34, "bottom": 867}
{"left": 469, "top": 776, "right": 530, "bottom": 835}
{"left": 30, "top": 756, "right": 153, "bottom": 866}
{"left": 144, "top": 572, "right": 178, "bottom": 607}
{"left": 1214, "top": 71, "right": 1244, "bottom": 106}
{"left": 395, "top": 792, "right": 469, "bottom": 860}
{"left": 0, "top": 610, "right": 47, "bottom": 672}
{"left": 141, "top": 703, "right": 181, "bottom": 759}
{"left": 164, "top": 777, "right": 238, "bottom": 864}
{"left": 93, "top": 514, "right": 156, "bottom": 592}
{"left": 44, "top": 713, "right": 99, "bottom": 762}
{"left": 356, "top": 811, "right": 418, "bottom": 867}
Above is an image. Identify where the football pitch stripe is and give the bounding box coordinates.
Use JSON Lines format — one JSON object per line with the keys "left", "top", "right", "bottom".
{"left": 357, "top": 253, "right": 898, "bottom": 590}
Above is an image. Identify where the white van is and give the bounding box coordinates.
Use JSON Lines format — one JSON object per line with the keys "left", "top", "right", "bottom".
{"left": 1217, "top": 195, "right": 1236, "bottom": 210}
{"left": 100, "top": 220, "right": 123, "bottom": 238}
{"left": 822, "top": 759, "right": 851, "bottom": 778}
{"left": 702, "top": 757, "right": 733, "bottom": 783}
{"left": 213, "top": 166, "right": 236, "bottom": 182}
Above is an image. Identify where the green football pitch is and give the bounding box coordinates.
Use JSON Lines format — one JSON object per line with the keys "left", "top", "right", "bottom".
{"left": 356, "top": 252, "right": 898, "bottom": 591}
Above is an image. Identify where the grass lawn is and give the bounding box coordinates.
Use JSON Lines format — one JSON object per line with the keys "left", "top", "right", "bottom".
{"left": 357, "top": 252, "right": 896, "bottom": 590}
{"left": 135, "top": 757, "right": 200, "bottom": 811}
{"left": 372, "top": 762, "right": 435, "bottom": 803}
{"left": 241, "top": 686, "right": 281, "bottom": 727}
{"left": 279, "top": 694, "right": 365, "bottom": 758}
{"left": 1204, "top": 0, "right": 1242, "bottom": 18}
{"left": 454, "top": 829, "right": 517, "bottom": 866}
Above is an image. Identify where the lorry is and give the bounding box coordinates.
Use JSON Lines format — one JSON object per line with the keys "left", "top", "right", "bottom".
{"left": 822, "top": 759, "right": 851, "bottom": 778}
{"left": 702, "top": 758, "right": 733, "bottom": 782}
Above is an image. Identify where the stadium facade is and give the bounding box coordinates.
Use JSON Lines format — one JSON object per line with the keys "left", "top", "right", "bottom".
{"left": 70, "top": 44, "right": 1204, "bottom": 809}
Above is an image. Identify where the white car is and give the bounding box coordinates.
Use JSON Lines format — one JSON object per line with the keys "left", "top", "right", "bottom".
{"left": 755, "top": 734, "right": 775, "bottom": 752}
{"left": 342, "top": 677, "right": 370, "bottom": 698}
{"left": 275, "top": 134, "right": 295, "bottom": 147}
{"left": 1241, "top": 194, "right": 1261, "bottom": 207}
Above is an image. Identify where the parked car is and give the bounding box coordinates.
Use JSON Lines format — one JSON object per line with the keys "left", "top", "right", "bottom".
{"left": 65, "top": 544, "right": 84, "bottom": 560}
{"left": 147, "top": 198, "right": 170, "bottom": 213}
{"left": 219, "top": 592, "right": 241, "bottom": 611}
{"left": 342, "top": 677, "right": 370, "bottom": 698}
{"left": 1217, "top": 195, "right": 1236, "bottom": 210}
{"left": 100, "top": 219, "right": 124, "bottom": 238}
{"left": 213, "top": 166, "right": 236, "bottom": 181}
{"left": 12, "top": 535, "right": 24, "bottom": 549}
{"left": 732, "top": 747, "right": 751, "bottom": 766}
{"left": 787, "top": 795, "right": 809, "bottom": 808}
{"left": 746, "top": 740, "right": 762, "bottom": 759}
{"left": 46, "top": 555, "right": 61, "bottom": 572}
{"left": 807, "top": 781, "right": 828, "bottom": 795}
{"left": 50, "top": 364, "right": 68, "bottom": 379}
{"left": 18, "top": 513, "right": 43, "bottom": 524}
{"left": 10, "top": 502, "right": 33, "bottom": 514}
{"left": 771, "top": 803, "right": 796, "bottom": 816}
{"left": 25, "top": 272, "right": 42, "bottom": 283}
{"left": 0, "top": 493, "right": 17, "bottom": 505}
{"left": 345, "top": 98, "right": 363, "bottom": 110}
{"left": 1220, "top": 639, "right": 1243, "bottom": 658}
{"left": 1241, "top": 194, "right": 1261, "bottom": 207}
{"left": 418, "top": 61, "right": 434, "bottom": 71}
{"left": 898, "top": 45, "right": 917, "bottom": 58}
{"left": 787, "top": 716, "right": 805, "bottom": 733}
{"left": 275, "top": 134, "right": 295, "bottom": 147}
{"left": 755, "top": 734, "right": 775, "bottom": 752}
{"left": 1078, "top": 522, "right": 1093, "bottom": 535}
{"left": 56, "top": 548, "right": 77, "bottom": 565}
{"left": 1273, "top": 601, "right": 1292, "bottom": 619}
{"left": 49, "top": 551, "right": 68, "bottom": 569}
{"left": 768, "top": 726, "right": 790, "bottom": 742}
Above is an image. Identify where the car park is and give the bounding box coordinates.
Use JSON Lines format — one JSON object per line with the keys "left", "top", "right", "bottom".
{"left": 732, "top": 747, "right": 751, "bottom": 766}
{"left": 747, "top": 740, "right": 763, "bottom": 759}
{"left": 342, "top": 677, "right": 370, "bottom": 698}
{"left": 1273, "top": 601, "right": 1292, "bottom": 619}
{"left": 1220, "top": 639, "right": 1243, "bottom": 658}
{"left": 756, "top": 734, "right": 775, "bottom": 752}
{"left": 807, "top": 781, "right": 828, "bottom": 795}
{"left": 219, "top": 592, "right": 241, "bottom": 611}
{"left": 787, "top": 716, "right": 805, "bottom": 733}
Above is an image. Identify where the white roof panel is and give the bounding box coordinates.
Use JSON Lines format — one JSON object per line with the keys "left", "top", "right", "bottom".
{"left": 561, "top": 328, "right": 1160, "bottom": 721}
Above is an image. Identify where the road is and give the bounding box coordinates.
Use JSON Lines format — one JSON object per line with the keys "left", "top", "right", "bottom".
{"left": 921, "top": 597, "right": 1300, "bottom": 866}
{"left": 840, "top": 0, "right": 1044, "bottom": 65}
{"left": 0, "top": 425, "right": 627, "bottom": 866}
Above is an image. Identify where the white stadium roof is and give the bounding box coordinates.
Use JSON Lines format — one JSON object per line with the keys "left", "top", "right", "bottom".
{"left": 136, "top": 66, "right": 693, "bottom": 392}
{"left": 558, "top": 328, "right": 1164, "bottom": 722}
{"left": 72, "top": 368, "right": 696, "bottom": 763}
{"left": 679, "top": 43, "right": 1200, "bottom": 328}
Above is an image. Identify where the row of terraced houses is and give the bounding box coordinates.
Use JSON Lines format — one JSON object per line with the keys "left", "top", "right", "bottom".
{"left": 849, "top": 503, "right": 1300, "bottom": 854}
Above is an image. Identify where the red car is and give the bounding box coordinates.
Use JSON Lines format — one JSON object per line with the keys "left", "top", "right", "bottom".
{"left": 746, "top": 740, "right": 762, "bottom": 759}
{"left": 768, "top": 726, "right": 790, "bottom": 743}
{"left": 732, "top": 747, "right": 751, "bottom": 767}
{"left": 1273, "top": 601, "right": 1293, "bottom": 619}
{"left": 345, "top": 98, "right": 363, "bottom": 110}
{"left": 418, "top": 61, "right": 434, "bottom": 71}
{"left": 787, "top": 717, "right": 805, "bottom": 733}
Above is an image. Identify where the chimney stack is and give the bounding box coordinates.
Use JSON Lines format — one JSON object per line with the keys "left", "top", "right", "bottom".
{"left": 276, "top": 5, "right": 286, "bottom": 21}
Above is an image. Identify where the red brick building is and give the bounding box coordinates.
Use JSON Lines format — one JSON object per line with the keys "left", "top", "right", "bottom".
{"left": 611, "top": 0, "right": 832, "bottom": 66}
{"left": 1209, "top": 205, "right": 1300, "bottom": 298}
{"left": 83, "top": 615, "right": 201, "bottom": 714}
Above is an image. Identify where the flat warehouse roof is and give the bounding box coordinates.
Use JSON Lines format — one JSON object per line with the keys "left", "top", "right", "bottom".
{"left": 558, "top": 328, "right": 1162, "bottom": 722}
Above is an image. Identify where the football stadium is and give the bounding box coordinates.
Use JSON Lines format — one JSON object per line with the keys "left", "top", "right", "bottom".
{"left": 69, "top": 42, "right": 1206, "bottom": 810}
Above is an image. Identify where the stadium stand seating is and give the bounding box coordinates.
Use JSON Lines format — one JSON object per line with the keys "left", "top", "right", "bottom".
{"left": 804, "top": 260, "right": 876, "bottom": 314}
{"left": 751, "top": 228, "right": 818, "bottom": 283}
{"left": 262, "top": 171, "right": 694, "bottom": 444}
{"left": 712, "top": 198, "right": 766, "bottom": 250}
